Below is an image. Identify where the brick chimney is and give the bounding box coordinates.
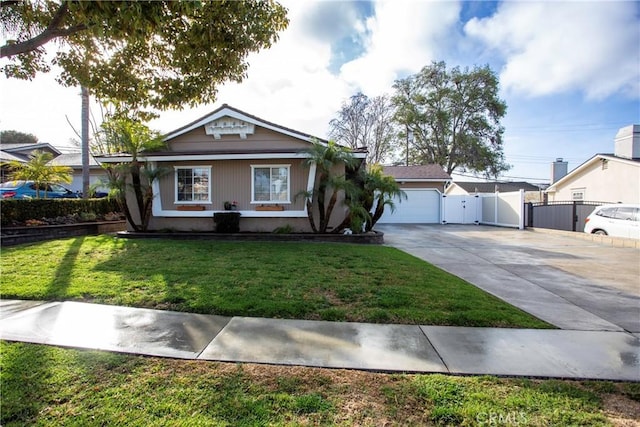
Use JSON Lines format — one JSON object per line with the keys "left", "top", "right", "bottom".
{"left": 551, "top": 158, "right": 568, "bottom": 184}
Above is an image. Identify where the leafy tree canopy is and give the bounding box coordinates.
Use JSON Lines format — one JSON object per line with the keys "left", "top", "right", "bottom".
{"left": 393, "top": 61, "right": 510, "bottom": 177}
{"left": 0, "top": 129, "right": 38, "bottom": 145}
{"left": 1, "top": 0, "right": 289, "bottom": 113}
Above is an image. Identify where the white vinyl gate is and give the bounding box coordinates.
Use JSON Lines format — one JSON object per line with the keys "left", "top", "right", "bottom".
{"left": 441, "top": 194, "right": 481, "bottom": 224}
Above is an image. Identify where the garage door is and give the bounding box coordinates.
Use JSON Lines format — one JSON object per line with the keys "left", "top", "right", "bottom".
{"left": 378, "top": 189, "right": 441, "bottom": 223}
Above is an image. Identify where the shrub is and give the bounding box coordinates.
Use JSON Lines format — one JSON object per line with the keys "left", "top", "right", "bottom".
{"left": 273, "top": 224, "right": 294, "bottom": 234}
{"left": 0, "top": 198, "right": 120, "bottom": 226}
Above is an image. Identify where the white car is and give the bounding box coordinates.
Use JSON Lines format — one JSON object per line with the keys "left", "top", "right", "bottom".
{"left": 584, "top": 204, "right": 640, "bottom": 239}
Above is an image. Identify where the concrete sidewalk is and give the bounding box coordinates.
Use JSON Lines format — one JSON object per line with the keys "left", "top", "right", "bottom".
{"left": 1, "top": 300, "right": 638, "bottom": 381}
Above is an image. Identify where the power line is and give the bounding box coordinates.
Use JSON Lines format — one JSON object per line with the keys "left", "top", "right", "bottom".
{"left": 452, "top": 171, "right": 550, "bottom": 183}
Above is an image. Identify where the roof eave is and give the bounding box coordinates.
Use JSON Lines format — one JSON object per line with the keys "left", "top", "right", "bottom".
{"left": 546, "top": 154, "right": 639, "bottom": 191}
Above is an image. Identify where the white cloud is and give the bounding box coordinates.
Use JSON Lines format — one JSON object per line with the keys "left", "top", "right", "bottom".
{"left": 465, "top": 1, "right": 640, "bottom": 99}
{"left": 340, "top": 0, "right": 462, "bottom": 95}
{"left": 154, "top": 1, "right": 356, "bottom": 139}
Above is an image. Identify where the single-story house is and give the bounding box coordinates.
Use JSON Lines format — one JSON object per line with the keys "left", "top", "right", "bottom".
{"left": 377, "top": 165, "right": 451, "bottom": 223}
{"left": 0, "top": 142, "right": 62, "bottom": 182}
{"left": 0, "top": 140, "right": 109, "bottom": 195}
{"left": 446, "top": 181, "right": 543, "bottom": 203}
{"left": 49, "top": 153, "right": 109, "bottom": 195}
{"left": 545, "top": 124, "right": 640, "bottom": 204}
{"left": 97, "top": 104, "right": 366, "bottom": 233}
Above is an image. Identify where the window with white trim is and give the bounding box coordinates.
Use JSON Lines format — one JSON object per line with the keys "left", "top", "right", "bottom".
{"left": 251, "top": 165, "right": 290, "bottom": 203}
{"left": 175, "top": 166, "right": 211, "bottom": 203}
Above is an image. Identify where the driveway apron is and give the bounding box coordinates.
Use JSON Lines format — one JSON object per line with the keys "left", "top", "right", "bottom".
{"left": 378, "top": 224, "right": 640, "bottom": 333}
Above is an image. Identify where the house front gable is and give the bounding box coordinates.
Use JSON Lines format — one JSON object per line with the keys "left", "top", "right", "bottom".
{"left": 546, "top": 155, "right": 640, "bottom": 203}
{"left": 163, "top": 104, "right": 323, "bottom": 155}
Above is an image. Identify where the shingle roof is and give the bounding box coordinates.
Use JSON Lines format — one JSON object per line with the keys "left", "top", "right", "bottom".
{"left": 49, "top": 153, "right": 102, "bottom": 168}
{"left": 382, "top": 165, "right": 451, "bottom": 180}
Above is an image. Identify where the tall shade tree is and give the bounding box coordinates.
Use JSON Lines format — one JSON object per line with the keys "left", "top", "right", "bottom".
{"left": 1, "top": 0, "right": 289, "bottom": 112}
{"left": 0, "top": 130, "right": 38, "bottom": 145}
{"left": 392, "top": 61, "right": 510, "bottom": 177}
{"left": 329, "top": 92, "right": 396, "bottom": 165}
{"left": 4, "top": 150, "right": 72, "bottom": 198}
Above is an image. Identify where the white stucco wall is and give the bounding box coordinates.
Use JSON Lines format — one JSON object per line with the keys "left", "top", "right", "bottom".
{"left": 548, "top": 159, "right": 639, "bottom": 204}
{"left": 68, "top": 170, "right": 109, "bottom": 194}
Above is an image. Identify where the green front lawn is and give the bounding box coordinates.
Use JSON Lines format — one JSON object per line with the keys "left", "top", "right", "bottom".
{"left": 0, "top": 235, "right": 550, "bottom": 328}
{"left": 2, "top": 342, "right": 638, "bottom": 426}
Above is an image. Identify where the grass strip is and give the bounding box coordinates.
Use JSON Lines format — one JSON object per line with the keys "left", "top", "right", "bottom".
{"left": 2, "top": 342, "right": 639, "bottom": 426}
{"left": 0, "top": 236, "right": 550, "bottom": 328}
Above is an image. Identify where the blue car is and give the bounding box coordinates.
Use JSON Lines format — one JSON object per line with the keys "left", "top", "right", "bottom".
{"left": 0, "top": 180, "right": 81, "bottom": 199}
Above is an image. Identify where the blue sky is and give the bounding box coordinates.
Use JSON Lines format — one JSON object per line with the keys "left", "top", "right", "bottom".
{"left": 1, "top": 0, "right": 638, "bottom": 184}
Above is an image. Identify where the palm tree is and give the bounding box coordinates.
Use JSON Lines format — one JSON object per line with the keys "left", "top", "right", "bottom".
{"left": 5, "top": 150, "right": 72, "bottom": 198}
{"left": 332, "top": 164, "right": 406, "bottom": 233}
{"left": 361, "top": 164, "right": 406, "bottom": 231}
{"left": 99, "top": 118, "right": 166, "bottom": 231}
{"left": 301, "top": 140, "right": 358, "bottom": 233}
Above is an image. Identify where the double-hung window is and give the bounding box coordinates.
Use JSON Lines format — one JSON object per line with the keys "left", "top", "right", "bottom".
{"left": 175, "top": 166, "right": 211, "bottom": 203}
{"left": 251, "top": 165, "right": 290, "bottom": 203}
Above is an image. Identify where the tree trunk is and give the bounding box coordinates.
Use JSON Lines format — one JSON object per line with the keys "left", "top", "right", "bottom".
{"left": 305, "top": 198, "right": 318, "bottom": 233}
{"left": 81, "top": 86, "right": 90, "bottom": 198}
{"left": 130, "top": 162, "right": 145, "bottom": 224}
{"left": 322, "top": 189, "right": 339, "bottom": 233}
{"left": 369, "top": 199, "right": 386, "bottom": 231}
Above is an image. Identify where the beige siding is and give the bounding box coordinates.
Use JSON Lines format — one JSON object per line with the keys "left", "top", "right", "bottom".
{"left": 550, "top": 161, "right": 640, "bottom": 204}
{"left": 167, "top": 126, "right": 312, "bottom": 152}
{"left": 157, "top": 159, "right": 309, "bottom": 211}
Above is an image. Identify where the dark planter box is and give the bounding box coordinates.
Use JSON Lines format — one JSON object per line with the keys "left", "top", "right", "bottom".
{"left": 213, "top": 212, "right": 241, "bottom": 233}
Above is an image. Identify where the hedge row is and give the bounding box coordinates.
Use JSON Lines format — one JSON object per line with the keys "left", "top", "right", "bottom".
{"left": 1, "top": 198, "right": 121, "bottom": 226}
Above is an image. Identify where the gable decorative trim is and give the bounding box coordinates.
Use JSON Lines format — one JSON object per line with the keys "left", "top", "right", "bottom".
{"left": 205, "top": 117, "right": 255, "bottom": 139}
{"left": 164, "top": 105, "right": 320, "bottom": 143}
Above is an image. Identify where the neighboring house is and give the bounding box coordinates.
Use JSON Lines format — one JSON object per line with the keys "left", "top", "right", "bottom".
{"left": 0, "top": 141, "right": 108, "bottom": 195}
{"left": 545, "top": 125, "right": 640, "bottom": 204}
{"left": 97, "top": 104, "right": 366, "bottom": 232}
{"left": 377, "top": 165, "right": 451, "bottom": 223}
{"left": 446, "top": 181, "right": 543, "bottom": 203}
{"left": 0, "top": 142, "right": 62, "bottom": 182}
{"left": 49, "top": 153, "right": 108, "bottom": 194}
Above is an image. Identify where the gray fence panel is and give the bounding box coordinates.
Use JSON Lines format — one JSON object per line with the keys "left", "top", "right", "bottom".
{"left": 527, "top": 202, "right": 606, "bottom": 232}
{"left": 576, "top": 204, "right": 599, "bottom": 232}
{"left": 532, "top": 204, "right": 574, "bottom": 231}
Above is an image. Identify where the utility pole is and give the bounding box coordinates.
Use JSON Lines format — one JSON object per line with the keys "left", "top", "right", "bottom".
{"left": 81, "top": 86, "right": 90, "bottom": 198}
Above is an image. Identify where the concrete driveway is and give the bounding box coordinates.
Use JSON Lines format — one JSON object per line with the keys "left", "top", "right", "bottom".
{"left": 377, "top": 224, "right": 640, "bottom": 333}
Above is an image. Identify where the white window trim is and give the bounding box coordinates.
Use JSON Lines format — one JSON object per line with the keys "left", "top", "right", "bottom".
{"left": 174, "top": 165, "right": 212, "bottom": 204}
{"left": 250, "top": 164, "right": 291, "bottom": 204}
